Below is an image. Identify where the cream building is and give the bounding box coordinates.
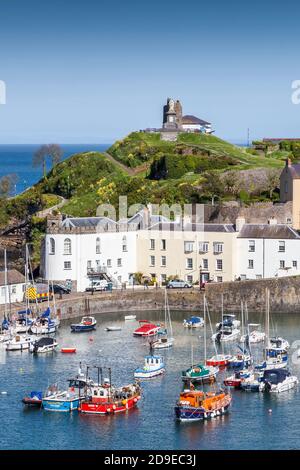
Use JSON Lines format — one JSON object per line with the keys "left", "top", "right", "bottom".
{"left": 280, "top": 158, "right": 300, "bottom": 229}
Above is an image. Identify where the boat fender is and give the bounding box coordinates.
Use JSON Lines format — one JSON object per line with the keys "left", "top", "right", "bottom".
{"left": 222, "top": 407, "right": 224, "bottom": 413}
{"left": 107, "top": 408, "right": 111, "bottom": 413}
{"left": 112, "top": 405, "right": 116, "bottom": 410}
{"left": 122, "top": 399, "right": 127, "bottom": 406}
{"left": 133, "top": 398, "right": 137, "bottom": 403}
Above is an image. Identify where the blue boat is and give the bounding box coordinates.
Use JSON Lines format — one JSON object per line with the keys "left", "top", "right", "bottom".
{"left": 183, "top": 316, "right": 204, "bottom": 329}
{"left": 70, "top": 316, "right": 97, "bottom": 332}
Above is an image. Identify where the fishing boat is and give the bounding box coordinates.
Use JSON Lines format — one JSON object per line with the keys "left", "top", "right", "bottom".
{"left": 259, "top": 369, "right": 298, "bottom": 393}
{"left": 175, "top": 386, "right": 232, "bottom": 421}
{"left": 105, "top": 326, "right": 122, "bottom": 332}
{"left": 30, "top": 337, "right": 58, "bottom": 354}
{"left": 183, "top": 316, "right": 204, "bottom": 329}
{"left": 224, "top": 369, "right": 254, "bottom": 388}
{"left": 133, "top": 320, "right": 160, "bottom": 337}
{"left": 30, "top": 308, "right": 60, "bottom": 334}
{"left": 240, "top": 323, "right": 265, "bottom": 344}
{"left": 61, "top": 348, "right": 76, "bottom": 354}
{"left": 22, "top": 391, "right": 43, "bottom": 407}
{"left": 182, "top": 363, "right": 218, "bottom": 384}
{"left": 153, "top": 290, "right": 174, "bottom": 349}
{"left": 70, "top": 316, "right": 97, "bottom": 332}
{"left": 6, "top": 334, "right": 34, "bottom": 351}
{"left": 79, "top": 367, "right": 141, "bottom": 415}
{"left": 134, "top": 342, "right": 165, "bottom": 379}
{"left": 124, "top": 315, "right": 136, "bottom": 321}
{"left": 42, "top": 365, "right": 93, "bottom": 412}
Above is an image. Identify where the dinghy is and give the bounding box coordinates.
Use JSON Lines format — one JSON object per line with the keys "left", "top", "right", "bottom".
{"left": 105, "top": 326, "right": 122, "bottom": 332}
{"left": 153, "top": 290, "right": 174, "bottom": 349}
{"left": 124, "top": 315, "right": 136, "bottom": 321}
{"left": 70, "top": 316, "right": 97, "bottom": 332}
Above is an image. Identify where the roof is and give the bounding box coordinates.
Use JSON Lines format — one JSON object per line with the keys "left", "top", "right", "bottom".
{"left": 286, "top": 164, "right": 300, "bottom": 179}
{"left": 149, "top": 222, "right": 235, "bottom": 233}
{"left": 238, "top": 224, "right": 300, "bottom": 239}
{"left": 62, "top": 217, "right": 117, "bottom": 228}
{"left": 0, "top": 269, "right": 25, "bottom": 286}
{"left": 182, "top": 115, "right": 211, "bottom": 126}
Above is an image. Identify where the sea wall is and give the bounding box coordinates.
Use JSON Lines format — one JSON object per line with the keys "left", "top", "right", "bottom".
{"left": 2, "top": 274, "right": 300, "bottom": 321}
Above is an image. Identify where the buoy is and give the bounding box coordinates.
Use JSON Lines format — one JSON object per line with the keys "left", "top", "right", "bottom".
{"left": 89, "top": 337, "right": 93, "bottom": 342}
{"left": 1, "top": 391, "right": 7, "bottom": 395}
{"left": 268, "top": 409, "right": 272, "bottom": 414}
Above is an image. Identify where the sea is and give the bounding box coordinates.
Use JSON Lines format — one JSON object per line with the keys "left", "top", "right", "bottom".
{"left": 0, "top": 309, "right": 299, "bottom": 450}
{"left": 0, "top": 144, "right": 110, "bottom": 195}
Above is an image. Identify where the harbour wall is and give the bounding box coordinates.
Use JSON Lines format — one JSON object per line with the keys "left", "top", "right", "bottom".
{"left": 2, "top": 275, "right": 300, "bottom": 320}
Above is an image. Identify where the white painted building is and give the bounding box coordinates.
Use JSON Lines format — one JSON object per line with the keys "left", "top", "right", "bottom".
{"left": 0, "top": 269, "right": 26, "bottom": 305}
{"left": 236, "top": 219, "right": 300, "bottom": 280}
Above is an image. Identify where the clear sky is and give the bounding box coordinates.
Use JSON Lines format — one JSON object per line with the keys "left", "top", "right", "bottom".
{"left": 0, "top": 0, "right": 300, "bottom": 143}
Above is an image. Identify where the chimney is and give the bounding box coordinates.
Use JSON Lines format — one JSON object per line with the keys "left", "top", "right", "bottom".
{"left": 286, "top": 158, "right": 292, "bottom": 167}
{"left": 268, "top": 217, "right": 277, "bottom": 225}
{"left": 235, "top": 217, "right": 245, "bottom": 232}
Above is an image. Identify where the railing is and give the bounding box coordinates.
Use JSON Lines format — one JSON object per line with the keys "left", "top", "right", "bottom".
{"left": 87, "top": 266, "right": 108, "bottom": 275}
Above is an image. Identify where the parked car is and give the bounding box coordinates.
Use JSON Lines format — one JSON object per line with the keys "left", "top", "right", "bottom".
{"left": 167, "top": 280, "right": 193, "bottom": 289}
{"left": 50, "top": 284, "right": 71, "bottom": 295}
{"left": 85, "top": 279, "right": 108, "bottom": 292}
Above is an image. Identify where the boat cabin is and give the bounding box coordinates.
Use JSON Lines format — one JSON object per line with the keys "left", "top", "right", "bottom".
{"left": 81, "top": 316, "right": 95, "bottom": 325}
{"left": 144, "top": 355, "right": 164, "bottom": 368}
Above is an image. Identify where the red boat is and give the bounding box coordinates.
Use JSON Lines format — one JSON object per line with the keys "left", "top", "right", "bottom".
{"left": 61, "top": 348, "right": 77, "bottom": 354}
{"left": 206, "top": 354, "right": 232, "bottom": 367}
{"left": 22, "top": 391, "right": 43, "bottom": 407}
{"left": 224, "top": 370, "right": 253, "bottom": 388}
{"left": 133, "top": 320, "right": 160, "bottom": 337}
{"left": 79, "top": 368, "right": 141, "bottom": 415}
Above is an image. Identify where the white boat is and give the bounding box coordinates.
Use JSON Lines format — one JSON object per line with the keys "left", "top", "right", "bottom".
{"left": 212, "top": 326, "right": 240, "bottom": 342}
{"left": 31, "top": 309, "right": 60, "bottom": 335}
{"left": 215, "top": 314, "right": 240, "bottom": 330}
{"left": 269, "top": 336, "right": 289, "bottom": 352}
{"left": 183, "top": 316, "right": 204, "bottom": 328}
{"left": 134, "top": 354, "right": 165, "bottom": 379}
{"left": 105, "top": 326, "right": 122, "bottom": 332}
{"left": 153, "top": 290, "right": 174, "bottom": 349}
{"left": 124, "top": 315, "right": 136, "bottom": 321}
{"left": 6, "top": 334, "right": 34, "bottom": 351}
{"left": 240, "top": 323, "right": 265, "bottom": 344}
{"left": 259, "top": 369, "right": 298, "bottom": 393}
{"left": 30, "top": 337, "right": 58, "bottom": 354}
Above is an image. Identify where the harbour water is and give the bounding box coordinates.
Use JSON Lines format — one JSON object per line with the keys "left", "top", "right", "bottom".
{"left": 0, "top": 144, "right": 109, "bottom": 194}
{"left": 1, "top": 309, "right": 300, "bottom": 450}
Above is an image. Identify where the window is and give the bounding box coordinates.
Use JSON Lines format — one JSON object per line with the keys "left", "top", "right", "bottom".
{"left": 107, "top": 259, "right": 112, "bottom": 268}
{"left": 186, "top": 258, "right": 193, "bottom": 269}
{"left": 217, "top": 276, "right": 223, "bottom": 283}
{"left": 122, "top": 235, "right": 127, "bottom": 252}
{"left": 161, "top": 256, "right": 166, "bottom": 267}
{"left": 49, "top": 238, "right": 55, "bottom": 255}
{"left": 161, "top": 239, "right": 166, "bottom": 250}
{"left": 199, "top": 242, "right": 209, "bottom": 253}
{"left": 279, "top": 241, "right": 285, "bottom": 252}
{"left": 150, "top": 255, "right": 155, "bottom": 267}
{"left": 213, "top": 242, "right": 223, "bottom": 254}
{"left": 64, "top": 261, "right": 71, "bottom": 270}
{"left": 240, "top": 275, "right": 246, "bottom": 281}
{"left": 248, "top": 240, "right": 255, "bottom": 252}
{"left": 1, "top": 287, "right": 5, "bottom": 297}
{"left": 216, "top": 259, "right": 223, "bottom": 271}
{"left": 64, "top": 238, "right": 72, "bottom": 255}
{"left": 117, "top": 258, "right": 122, "bottom": 267}
{"left": 280, "top": 260, "right": 285, "bottom": 269}
{"left": 293, "top": 260, "right": 297, "bottom": 268}
{"left": 96, "top": 237, "right": 101, "bottom": 254}
{"left": 150, "top": 239, "right": 155, "bottom": 250}
{"left": 287, "top": 218, "right": 292, "bottom": 224}
{"left": 186, "top": 275, "right": 193, "bottom": 283}
{"left": 285, "top": 181, "right": 288, "bottom": 193}
{"left": 248, "top": 259, "right": 254, "bottom": 269}
{"left": 11, "top": 285, "right": 16, "bottom": 294}
{"left": 87, "top": 260, "right": 92, "bottom": 269}
{"left": 161, "top": 274, "right": 167, "bottom": 284}
{"left": 184, "top": 241, "right": 194, "bottom": 253}
{"left": 202, "top": 259, "right": 208, "bottom": 270}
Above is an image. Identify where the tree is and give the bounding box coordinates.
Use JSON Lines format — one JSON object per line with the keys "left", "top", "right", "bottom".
{"left": 0, "top": 173, "right": 18, "bottom": 197}
{"left": 33, "top": 144, "right": 63, "bottom": 178}
{"left": 223, "top": 171, "right": 240, "bottom": 196}
{"left": 265, "top": 169, "right": 280, "bottom": 199}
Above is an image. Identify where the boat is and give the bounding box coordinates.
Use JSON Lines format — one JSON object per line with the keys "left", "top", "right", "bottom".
{"left": 224, "top": 369, "right": 254, "bottom": 388}
{"left": 30, "top": 307, "right": 60, "bottom": 334}
{"left": 259, "top": 369, "right": 298, "bottom": 393}
{"left": 183, "top": 316, "right": 204, "bottom": 328}
{"left": 42, "top": 365, "right": 93, "bottom": 412}
{"left": 215, "top": 314, "right": 240, "bottom": 330}
{"left": 269, "top": 336, "right": 289, "bottom": 353}
{"left": 174, "top": 386, "right": 232, "bottom": 422}
{"left": 124, "top": 315, "right": 136, "bottom": 321}
{"left": 240, "top": 323, "right": 265, "bottom": 344}
{"left": 22, "top": 391, "right": 43, "bottom": 407}
{"left": 212, "top": 309, "right": 240, "bottom": 343}
{"left": 228, "top": 353, "right": 252, "bottom": 369}
{"left": 240, "top": 373, "right": 262, "bottom": 392}
{"left": 61, "top": 348, "right": 76, "bottom": 354}
{"left": 105, "top": 326, "right": 122, "bottom": 332}
{"left": 79, "top": 367, "right": 141, "bottom": 415}
{"left": 133, "top": 320, "right": 160, "bottom": 337}
{"left": 206, "top": 354, "right": 232, "bottom": 367}
{"left": 30, "top": 337, "right": 58, "bottom": 354}
{"left": 14, "top": 309, "right": 34, "bottom": 333}
{"left": 182, "top": 363, "right": 218, "bottom": 384}
{"left": 70, "top": 316, "right": 97, "bottom": 332}
{"left": 153, "top": 290, "right": 174, "bottom": 349}
{"left": 6, "top": 334, "right": 34, "bottom": 351}
{"left": 134, "top": 342, "right": 165, "bottom": 379}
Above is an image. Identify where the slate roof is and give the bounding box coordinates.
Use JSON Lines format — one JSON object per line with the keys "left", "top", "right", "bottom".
{"left": 287, "top": 164, "right": 300, "bottom": 179}
{"left": 63, "top": 217, "right": 117, "bottom": 228}
{"left": 149, "top": 222, "right": 235, "bottom": 233}
{"left": 0, "top": 269, "right": 25, "bottom": 286}
{"left": 238, "top": 224, "right": 300, "bottom": 239}
{"left": 182, "top": 115, "right": 211, "bottom": 126}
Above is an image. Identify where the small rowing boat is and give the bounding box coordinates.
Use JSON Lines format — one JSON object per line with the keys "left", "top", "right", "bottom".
{"left": 61, "top": 348, "right": 76, "bottom": 354}
{"left": 105, "top": 326, "right": 122, "bottom": 332}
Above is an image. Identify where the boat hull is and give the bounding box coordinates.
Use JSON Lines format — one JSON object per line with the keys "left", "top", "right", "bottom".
{"left": 175, "top": 402, "right": 231, "bottom": 421}
{"left": 42, "top": 397, "right": 81, "bottom": 412}
{"left": 70, "top": 324, "right": 96, "bottom": 332}
{"left": 79, "top": 396, "right": 140, "bottom": 414}
{"left": 134, "top": 367, "right": 165, "bottom": 379}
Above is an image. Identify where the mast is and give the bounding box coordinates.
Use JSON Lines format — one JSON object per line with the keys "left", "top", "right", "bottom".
{"left": 4, "top": 249, "right": 8, "bottom": 320}
{"left": 264, "top": 288, "right": 270, "bottom": 360}
{"left": 204, "top": 294, "right": 207, "bottom": 363}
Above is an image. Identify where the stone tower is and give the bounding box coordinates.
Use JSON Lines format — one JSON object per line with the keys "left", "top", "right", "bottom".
{"left": 175, "top": 100, "right": 182, "bottom": 127}
{"left": 162, "top": 98, "right": 182, "bottom": 129}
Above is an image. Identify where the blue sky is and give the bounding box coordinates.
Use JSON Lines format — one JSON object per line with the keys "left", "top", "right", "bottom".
{"left": 0, "top": 0, "right": 300, "bottom": 143}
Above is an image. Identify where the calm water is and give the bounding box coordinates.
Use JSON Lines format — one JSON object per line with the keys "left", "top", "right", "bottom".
{"left": 0, "top": 309, "right": 300, "bottom": 450}
{"left": 0, "top": 144, "right": 109, "bottom": 194}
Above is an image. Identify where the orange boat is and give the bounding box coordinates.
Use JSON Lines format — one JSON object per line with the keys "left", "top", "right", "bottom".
{"left": 61, "top": 348, "right": 77, "bottom": 354}
{"left": 175, "top": 387, "right": 232, "bottom": 421}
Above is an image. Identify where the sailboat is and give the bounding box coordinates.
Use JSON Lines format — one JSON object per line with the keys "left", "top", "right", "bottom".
{"left": 228, "top": 302, "right": 252, "bottom": 369}
{"left": 153, "top": 290, "right": 174, "bottom": 349}
{"left": 207, "top": 295, "right": 232, "bottom": 367}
